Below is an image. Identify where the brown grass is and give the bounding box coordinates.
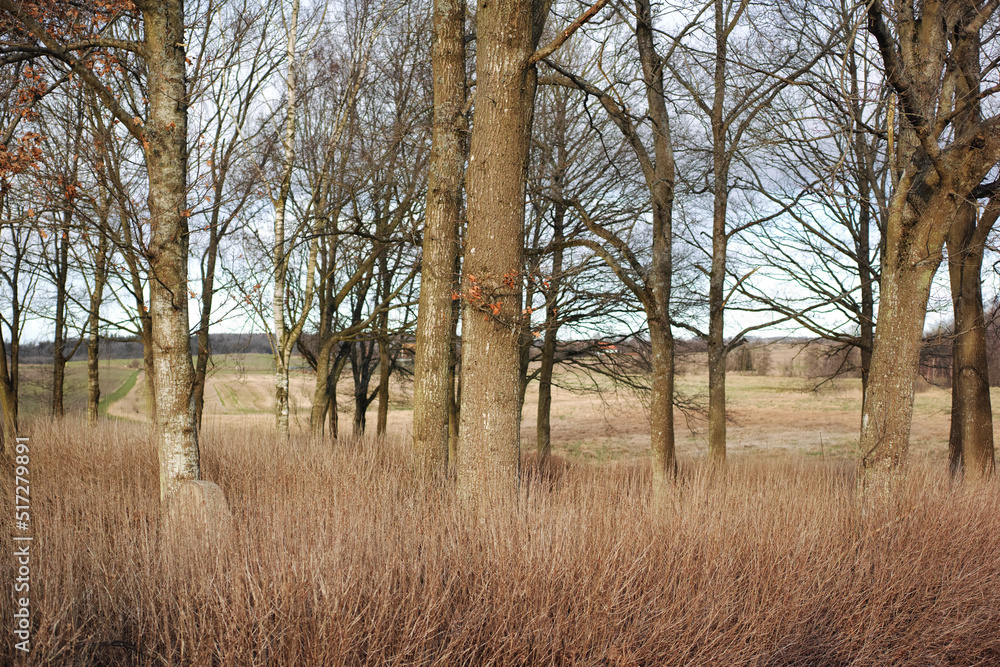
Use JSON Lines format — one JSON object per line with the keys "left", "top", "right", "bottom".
{"left": 3, "top": 418, "right": 1000, "bottom": 666}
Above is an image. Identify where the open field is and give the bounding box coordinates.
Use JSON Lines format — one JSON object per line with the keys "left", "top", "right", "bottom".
{"left": 2, "top": 419, "right": 1000, "bottom": 665}
{"left": 16, "top": 351, "right": 977, "bottom": 466}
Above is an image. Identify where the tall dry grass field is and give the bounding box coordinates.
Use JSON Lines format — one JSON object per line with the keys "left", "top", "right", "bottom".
{"left": 2, "top": 419, "right": 1000, "bottom": 665}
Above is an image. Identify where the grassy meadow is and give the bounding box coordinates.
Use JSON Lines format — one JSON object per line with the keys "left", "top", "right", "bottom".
{"left": 4, "top": 350, "right": 1000, "bottom": 665}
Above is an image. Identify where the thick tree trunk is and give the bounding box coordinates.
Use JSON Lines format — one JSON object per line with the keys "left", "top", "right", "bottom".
{"left": 412, "top": 0, "right": 466, "bottom": 474}
{"left": 945, "top": 11, "right": 995, "bottom": 480}
{"left": 947, "top": 202, "right": 995, "bottom": 478}
{"left": 859, "top": 260, "right": 938, "bottom": 474}
{"left": 859, "top": 179, "right": 952, "bottom": 474}
{"left": 457, "top": 0, "right": 550, "bottom": 500}
{"left": 860, "top": 0, "right": 1000, "bottom": 480}
{"left": 143, "top": 0, "right": 201, "bottom": 503}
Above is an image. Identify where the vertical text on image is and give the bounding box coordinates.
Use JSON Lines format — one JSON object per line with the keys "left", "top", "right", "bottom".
{"left": 12, "top": 436, "right": 31, "bottom": 653}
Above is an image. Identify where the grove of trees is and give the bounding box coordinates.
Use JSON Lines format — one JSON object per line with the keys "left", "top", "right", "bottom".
{"left": 3, "top": 0, "right": 999, "bottom": 511}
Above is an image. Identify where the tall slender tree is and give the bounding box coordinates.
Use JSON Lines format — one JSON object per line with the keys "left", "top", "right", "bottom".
{"left": 412, "top": 0, "right": 466, "bottom": 475}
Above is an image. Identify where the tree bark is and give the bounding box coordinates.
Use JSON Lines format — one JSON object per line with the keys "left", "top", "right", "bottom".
{"left": 51, "top": 210, "right": 71, "bottom": 418}
{"left": 947, "top": 201, "right": 996, "bottom": 478}
{"left": 0, "top": 336, "right": 16, "bottom": 453}
{"left": 412, "top": 0, "right": 466, "bottom": 474}
{"left": 860, "top": 0, "right": 1000, "bottom": 475}
{"left": 142, "top": 0, "right": 201, "bottom": 503}
{"left": 272, "top": 0, "right": 300, "bottom": 441}
{"left": 309, "top": 337, "right": 337, "bottom": 435}
{"left": 634, "top": 0, "right": 677, "bottom": 482}
{"left": 192, "top": 205, "right": 221, "bottom": 430}
{"left": 945, "top": 9, "right": 995, "bottom": 480}
{"left": 705, "top": 0, "right": 730, "bottom": 465}
{"left": 536, "top": 201, "right": 564, "bottom": 464}
{"left": 87, "top": 192, "right": 110, "bottom": 424}
{"left": 457, "top": 0, "right": 551, "bottom": 500}
{"left": 376, "top": 335, "right": 390, "bottom": 436}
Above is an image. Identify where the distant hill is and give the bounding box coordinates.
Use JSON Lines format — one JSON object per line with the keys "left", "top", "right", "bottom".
{"left": 18, "top": 333, "right": 273, "bottom": 363}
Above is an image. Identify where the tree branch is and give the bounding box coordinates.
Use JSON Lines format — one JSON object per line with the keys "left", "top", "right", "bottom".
{"left": 528, "top": 0, "right": 610, "bottom": 65}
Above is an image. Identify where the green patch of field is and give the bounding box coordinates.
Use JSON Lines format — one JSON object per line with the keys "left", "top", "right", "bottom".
{"left": 99, "top": 369, "right": 139, "bottom": 416}
{"left": 18, "top": 360, "right": 141, "bottom": 417}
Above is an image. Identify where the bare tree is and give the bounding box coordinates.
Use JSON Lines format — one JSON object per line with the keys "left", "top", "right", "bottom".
{"left": 456, "top": 0, "right": 556, "bottom": 498}
{"left": 1, "top": 0, "right": 209, "bottom": 502}
{"left": 412, "top": 0, "right": 466, "bottom": 474}
{"left": 738, "top": 3, "right": 890, "bottom": 398}
{"left": 187, "top": 0, "right": 281, "bottom": 429}
{"left": 668, "top": 0, "right": 831, "bottom": 464}
{"left": 859, "top": 0, "right": 1000, "bottom": 477}
{"left": 537, "top": 0, "right": 681, "bottom": 482}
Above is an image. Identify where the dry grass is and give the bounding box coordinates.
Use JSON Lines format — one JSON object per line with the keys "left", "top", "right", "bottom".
{"left": 3, "top": 419, "right": 1000, "bottom": 666}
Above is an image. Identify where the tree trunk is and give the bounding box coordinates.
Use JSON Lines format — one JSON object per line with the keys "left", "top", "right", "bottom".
{"left": 448, "top": 305, "right": 461, "bottom": 466}
{"left": 272, "top": 0, "right": 300, "bottom": 442}
{"left": 328, "top": 351, "right": 347, "bottom": 441}
{"left": 947, "top": 201, "right": 995, "bottom": 478}
{"left": 853, "top": 117, "right": 876, "bottom": 399}
{"left": 193, "top": 221, "right": 220, "bottom": 430}
{"left": 859, "top": 178, "right": 952, "bottom": 474}
{"left": 534, "top": 142, "right": 566, "bottom": 467}
{"left": 52, "top": 103, "right": 84, "bottom": 419}
{"left": 632, "top": 0, "right": 677, "bottom": 481}
{"left": 535, "top": 271, "right": 561, "bottom": 463}
{"left": 412, "top": 0, "right": 466, "bottom": 474}
{"left": 705, "top": 0, "right": 730, "bottom": 465}
{"left": 52, "top": 215, "right": 70, "bottom": 418}
{"left": 310, "top": 337, "right": 336, "bottom": 436}
{"left": 376, "top": 335, "right": 390, "bottom": 436}
{"left": 860, "top": 0, "right": 1000, "bottom": 479}
{"left": 87, "top": 207, "right": 109, "bottom": 424}
{"left": 0, "top": 338, "right": 16, "bottom": 453}
{"left": 144, "top": 0, "right": 201, "bottom": 503}
{"left": 946, "top": 10, "right": 995, "bottom": 480}
{"left": 275, "top": 357, "right": 291, "bottom": 439}
{"left": 457, "top": 0, "right": 550, "bottom": 500}
{"left": 140, "top": 311, "right": 155, "bottom": 420}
